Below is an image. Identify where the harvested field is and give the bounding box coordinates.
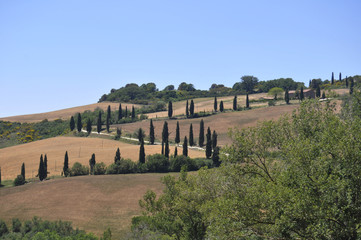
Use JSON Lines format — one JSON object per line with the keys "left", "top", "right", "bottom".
{"left": 0, "top": 174, "right": 171, "bottom": 238}
{"left": 0, "top": 102, "right": 142, "bottom": 123}
{"left": 0, "top": 136, "right": 204, "bottom": 180}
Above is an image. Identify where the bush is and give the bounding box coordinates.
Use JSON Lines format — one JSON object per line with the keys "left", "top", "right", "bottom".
{"left": 13, "top": 175, "right": 25, "bottom": 186}
{"left": 169, "top": 155, "right": 198, "bottom": 172}
{"left": 94, "top": 162, "right": 107, "bottom": 175}
{"left": 12, "top": 218, "right": 21, "bottom": 233}
{"left": 0, "top": 220, "right": 8, "bottom": 237}
{"left": 193, "top": 158, "right": 213, "bottom": 169}
{"left": 268, "top": 100, "right": 276, "bottom": 106}
{"left": 70, "top": 162, "right": 89, "bottom": 176}
{"left": 145, "top": 154, "right": 169, "bottom": 173}
{"left": 106, "top": 159, "right": 138, "bottom": 174}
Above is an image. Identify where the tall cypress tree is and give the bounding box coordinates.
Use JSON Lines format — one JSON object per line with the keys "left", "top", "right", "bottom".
{"left": 70, "top": 116, "right": 75, "bottom": 131}
{"left": 162, "top": 121, "right": 169, "bottom": 143}
{"left": 339, "top": 72, "right": 342, "bottom": 82}
{"left": 214, "top": 96, "right": 218, "bottom": 112}
{"left": 63, "top": 151, "right": 69, "bottom": 177}
{"left": 175, "top": 121, "right": 180, "bottom": 144}
{"left": 77, "top": 113, "right": 82, "bottom": 132}
{"left": 106, "top": 105, "right": 111, "bottom": 133}
{"left": 206, "top": 127, "right": 212, "bottom": 159}
{"left": 137, "top": 128, "right": 144, "bottom": 143}
{"left": 131, "top": 106, "right": 136, "bottom": 120}
{"left": 86, "top": 118, "right": 92, "bottom": 135}
{"left": 246, "top": 94, "right": 249, "bottom": 109}
{"left": 89, "top": 153, "right": 96, "bottom": 175}
{"left": 189, "top": 123, "right": 194, "bottom": 146}
{"left": 186, "top": 100, "right": 189, "bottom": 118}
{"left": 44, "top": 154, "right": 48, "bottom": 179}
{"left": 97, "top": 112, "right": 102, "bottom": 133}
{"left": 114, "top": 148, "right": 121, "bottom": 164}
{"left": 165, "top": 140, "right": 169, "bottom": 158}
{"left": 174, "top": 146, "right": 178, "bottom": 157}
{"left": 118, "top": 103, "right": 123, "bottom": 121}
{"left": 125, "top": 106, "right": 128, "bottom": 118}
{"left": 346, "top": 76, "right": 349, "bottom": 87}
{"left": 285, "top": 90, "right": 290, "bottom": 104}
{"left": 199, "top": 119, "right": 204, "bottom": 147}
{"left": 168, "top": 101, "right": 173, "bottom": 118}
{"left": 21, "top": 163, "right": 25, "bottom": 180}
{"left": 161, "top": 141, "right": 164, "bottom": 155}
{"left": 322, "top": 91, "right": 326, "bottom": 99}
{"left": 0, "top": 167, "right": 2, "bottom": 186}
{"left": 300, "top": 87, "right": 304, "bottom": 101}
{"left": 183, "top": 136, "right": 188, "bottom": 157}
{"left": 38, "top": 154, "right": 45, "bottom": 181}
{"left": 233, "top": 95, "right": 237, "bottom": 110}
{"left": 220, "top": 101, "right": 224, "bottom": 112}
{"left": 331, "top": 72, "right": 334, "bottom": 85}
{"left": 316, "top": 86, "right": 321, "bottom": 98}
{"left": 212, "top": 146, "right": 220, "bottom": 167}
{"left": 212, "top": 130, "right": 218, "bottom": 150}
{"left": 149, "top": 119, "right": 155, "bottom": 145}
{"left": 139, "top": 141, "right": 145, "bottom": 164}
{"left": 350, "top": 78, "right": 354, "bottom": 95}
{"left": 190, "top": 100, "right": 195, "bottom": 117}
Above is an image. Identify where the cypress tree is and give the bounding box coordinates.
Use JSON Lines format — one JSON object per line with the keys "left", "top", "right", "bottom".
{"left": 346, "top": 76, "right": 349, "bottom": 87}
{"left": 233, "top": 95, "right": 237, "bottom": 110}
{"left": 114, "top": 148, "right": 121, "bottom": 164}
{"left": 86, "top": 118, "right": 92, "bottom": 135}
{"left": 189, "top": 123, "right": 194, "bottom": 146}
{"left": 214, "top": 96, "right": 217, "bottom": 112}
{"left": 70, "top": 116, "right": 75, "bottom": 131}
{"left": 137, "top": 128, "right": 144, "bottom": 143}
{"left": 97, "top": 112, "right": 102, "bottom": 133}
{"left": 174, "top": 146, "right": 178, "bottom": 157}
{"left": 168, "top": 101, "right": 173, "bottom": 118}
{"left": 44, "top": 154, "right": 48, "bottom": 179}
{"left": 339, "top": 72, "right": 342, "bottom": 82}
{"left": 125, "top": 106, "right": 128, "bottom": 118}
{"left": 186, "top": 100, "right": 189, "bottom": 118}
{"left": 220, "top": 101, "right": 224, "bottom": 112}
{"left": 162, "top": 121, "right": 169, "bottom": 143}
{"left": 212, "top": 130, "right": 218, "bottom": 150}
{"left": 89, "top": 153, "right": 96, "bottom": 175}
{"left": 316, "top": 86, "right": 321, "bottom": 98}
{"left": 206, "top": 127, "right": 212, "bottom": 159}
{"left": 165, "top": 140, "right": 169, "bottom": 158}
{"left": 322, "top": 91, "right": 326, "bottom": 99}
{"left": 350, "top": 78, "right": 354, "bottom": 95}
{"left": 183, "top": 136, "right": 188, "bottom": 157}
{"left": 118, "top": 103, "right": 123, "bottom": 121}
{"left": 199, "top": 119, "right": 204, "bottom": 147}
{"left": 21, "top": 163, "right": 25, "bottom": 180}
{"left": 161, "top": 141, "right": 164, "bottom": 155}
{"left": 331, "top": 72, "right": 334, "bottom": 85}
{"left": 149, "top": 119, "right": 155, "bottom": 145}
{"left": 300, "top": 87, "right": 304, "bottom": 101}
{"left": 212, "top": 146, "right": 220, "bottom": 167}
{"left": 131, "top": 106, "right": 135, "bottom": 120}
{"left": 63, "top": 151, "right": 69, "bottom": 177}
{"left": 139, "top": 141, "right": 145, "bottom": 164}
{"left": 77, "top": 113, "right": 82, "bottom": 132}
{"left": 285, "top": 90, "right": 290, "bottom": 104}
{"left": 106, "top": 105, "right": 111, "bottom": 133}
{"left": 175, "top": 121, "right": 180, "bottom": 144}
{"left": 0, "top": 167, "right": 2, "bottom": 186}
{"left": 38, "top": 154, "right": 45, "bottom": 181}
{"left": 246, "top": 94, "right": 249, "bottom": 109}
{"left": 190, "top": 100, "right": 195, "bottom": 117}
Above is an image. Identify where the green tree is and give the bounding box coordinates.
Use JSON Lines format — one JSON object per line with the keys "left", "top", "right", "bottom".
{"left": 118, "top": 103, "right": 123, "bottom": 121}
{"left": 149, "top": 119, "right": 155, "bottom": 145}
{"left": 70, "top": 116, "right": 75, "bottom": 131}
{"left": 115, "top": 127, "right": 122, "bottom": 140}
{"left": 189, "top": 123, "right": 194, "bottom": 146}
{"left": 161, "top": 141, "right": 164, "bottom": 155}
{"left": 125, "top": 106, "right": 128, "bottom": 118}
{"left": 44, "top": 154, "right": 48, "bottom": 179}
{"left": 63, "top": 151, "right": 69, "bottom": 177}
{"left": 168, "top": 101, "right": 173, "bottom": 118}
{"left": 212, "top": 146, "right": 220, "bottom": 167}
{"left": 183, "top": 136, "right": 188, "bottom": 157}
{"left": 21, "top": 162, "right": 25, "bottom": 180}
{"left": 246, "top": 93, "right": 249, "bottom": 108}
{"left": 175, "top": 121, "right": 180, "bottom": 144}
{"left": 86, "top": 118, "right": 92, "bottom": 135}
{"left": 0, "top": 167, "right": 2, "bottom": 186}
{"left": 316, "top": 86, "right": 321, "bottom": 98}
{"left": 12, "top": 218, "right": 21, "bottom": 233}
{"left": 322, "top": 91, "right": 326, "bottom": 99}
{"left": 199, "top": 119, "right": 204, "bottom": 147}
{"left": 89, "top": 153, "right": 96, "bottom": 175}
{"left": 214, "top": 96, "right": 217, "bottom": 112}
{"left": 233, "top": 95, "right": 237, "bottom": 110}
{"left": 97, "top": 111, "right": 102, "bottom": 133}
{"left": 162, "top": 121, "right": 169, "bottom": 143}
{"left": 139, "top": 141, "right": 145, "bottom": 164}
{"left": 174, "top": 146, "right": 178, "bottom": 157}
{"left": 186, "top": 100, "right": 189, "bottom": 118}
{"left": 205, "top": 127, "right": 212, "bottom": 159}
{"left": 268, "top": 87, "right": 284, "bottom": 100}
{"left": 233, "top": 75, "right": 259, "bottom": 93}
{"left": 114, "top": 148, "right": 121, "bottom": 164}
{"left": 165, "top": 140, "right": 170, "bottom": 158}
{"left": 285, "top": 89, "right": 290, "bottom": 104}
{"left": 38, "top": 154, "right": 45, "bottom": 181}
{"left": 350, "top": 77, "right": 354, "bottom": 94}
{"left": 0, "top": 219, "right": 9, "bottom": 237}
{"left": 346, "top": 76, "right": 349, "bottom": 87}
{"left": 220, "top": 101, "right": 224, "bottom": 112}
{"left": 300, "top": 87, "right": 304, "bottom": 100}
{"left": 339, "top": 72, "right": 342, "bottom": 82}
{"left": 77, "top": 113, "right": 82, "bottom": 132}
{"left": 190, "top": 100, "right": 195, "bottom": 116}
{"left": 331, "top": 71, "right": 334, "bottom": 84}
{"left": 131, "top": 105, "right": 136, "bottom": 120}
{"left": 137, "top": 128, "right": 145, "bottom": 143}
{"left": 212, "top": 130, "right": 217, "bottom": 150}
{"left": 14, "top": 175, "right": 25, "bottom": 186}
{"left": 106, "top": 105, "right": 111, "bottom": 133}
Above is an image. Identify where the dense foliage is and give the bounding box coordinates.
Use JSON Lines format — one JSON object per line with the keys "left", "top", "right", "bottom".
{"left": 131, "top": 96, "right": 361, "bottom": 239}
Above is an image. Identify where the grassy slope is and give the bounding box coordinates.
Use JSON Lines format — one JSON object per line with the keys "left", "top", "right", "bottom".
{"left": 0, "top": 174, "right": 171, "bottom": 238}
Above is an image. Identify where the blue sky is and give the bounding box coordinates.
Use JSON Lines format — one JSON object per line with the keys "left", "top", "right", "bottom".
{"left": 0, "top": 0, "right": 360, "bottom": 117}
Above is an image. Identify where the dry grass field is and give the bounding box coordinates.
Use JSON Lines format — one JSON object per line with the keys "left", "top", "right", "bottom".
{"left": 0, "top": 174, "right": 171, "bottom": 238}
{"left": 0, "top": 102, "right": 142, "bottom": 123}
{"left": 0, "top": 136, "right": 204, "bottom": 180}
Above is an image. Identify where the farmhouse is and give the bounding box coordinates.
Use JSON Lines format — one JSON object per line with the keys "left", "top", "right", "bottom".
{"left": 289, "top": 89, "right": 315, "bottom": 99}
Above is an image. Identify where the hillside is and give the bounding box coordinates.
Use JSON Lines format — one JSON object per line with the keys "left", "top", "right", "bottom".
{"left": 0, "top": 136, "right": 204, "bottom": 180}
{"left": 0, "top": 174, "right": 170, "bottom": 238}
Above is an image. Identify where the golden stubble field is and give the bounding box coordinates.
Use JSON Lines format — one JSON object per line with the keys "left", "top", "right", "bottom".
{"left": 0, "top": 136, "right": 204, "bottom": 180}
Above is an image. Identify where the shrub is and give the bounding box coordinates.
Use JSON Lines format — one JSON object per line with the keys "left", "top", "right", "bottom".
{"left": 94, "top": 162, "right": 107, "bottom": 175}
{"left": 268, "top": 100, "right": 276, "bottom": 106}
{"left": 70, "top": 162, "right": 89, "bottom": 176}
{"left": 0, "top": 220, "right": 8, "bottom": 237}
{"left": 194, "top": 158, "right": 213, "bottom": 169}
{"left": 169, "top": 155, "right": 198, "bottom": 172}
{"left": 106, "top": 159, "right": 138, "bottom": 174}
{"left": 13, "top": 175, "right": 25, "bottom": 186}
{"left": 145, "top": 154, "right": 169, "bottom": 173}
{"left": 12, "top": 218, "right": 21, "bottom": 233}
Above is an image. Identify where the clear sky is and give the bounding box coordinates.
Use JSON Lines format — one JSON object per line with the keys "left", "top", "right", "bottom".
{"left": 0, "top": 0, "right": 360, "bottom": 117}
